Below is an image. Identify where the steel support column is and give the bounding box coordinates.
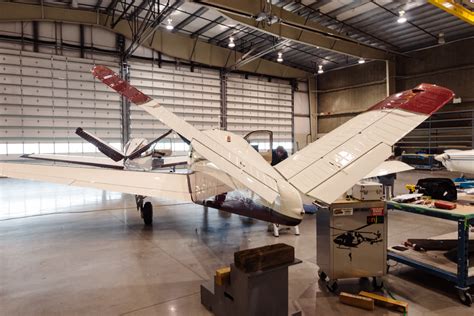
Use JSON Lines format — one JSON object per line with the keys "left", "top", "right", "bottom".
{"left": 219, "top": 69, "right": 227, "bottom": 130}
{"left": 385, "top": 60, "right": 396, "bottom": 96}
{"left": 308, "top": 77, "right": 318, "bottom": 141}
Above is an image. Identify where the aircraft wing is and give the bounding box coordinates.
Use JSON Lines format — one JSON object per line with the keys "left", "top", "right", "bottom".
{"left": 21, "top": 154, "right": 124, "bottom": 169}
{"left": 0, "top": 162, "right": 194, "bottom": 201}
{"left": 364, "top": 160, "right": 414, "bottom": 179}
{"left": 275, "top": 84, "right": 454, "bottom": 204}
{"left": 92, "top": 66, "right": 280, "bottom": 204}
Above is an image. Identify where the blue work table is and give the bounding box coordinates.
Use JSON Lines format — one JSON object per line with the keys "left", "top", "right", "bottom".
{"left": 387, "top": 201, "right": 474, "bottom": 306}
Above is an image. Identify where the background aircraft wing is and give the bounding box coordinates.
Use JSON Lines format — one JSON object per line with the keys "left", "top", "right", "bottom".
{"left": 22, "top": 154, "right": 124, "bottom": 169}
{"left": 275, "top": 84, "right": 454, "bottom": 204}
{"left": 0, "top": 162, "right": 193, "bottom": 201}
{"left": 92, "top": 65, "right": 281, "bottom": 204}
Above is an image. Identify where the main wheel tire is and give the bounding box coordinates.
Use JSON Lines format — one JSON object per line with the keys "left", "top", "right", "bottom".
{"left": 141, "top": 202, "right": 153, "bottom": 226}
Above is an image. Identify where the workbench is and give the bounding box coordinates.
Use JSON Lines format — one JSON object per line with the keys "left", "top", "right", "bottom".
{"left": 387, "top": 201, "right": 474, "bottom": 306}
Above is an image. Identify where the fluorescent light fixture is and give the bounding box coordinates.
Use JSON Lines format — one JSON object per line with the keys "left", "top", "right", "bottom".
{"left": 228, "top": 37, "right": 235, "bottom": 48}
{"left": 397, "top": 10, "right": 407, "bottom": 23}
{"left": 358, "top": 58, "right": 365, "bottom": 64}
{"left": 317, "top": 65, "right": 324, "bottom": 74}
{"left": 277, "top": 52, "right": 283, "bottom": 63}
{"left": 442, "top": 2, "right": 454, "bottom": 9}
{"left": 166, "top": 19, "right": 174, "bottom": 30}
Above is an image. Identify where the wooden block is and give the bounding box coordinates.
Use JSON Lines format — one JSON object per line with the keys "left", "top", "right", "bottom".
{"left": 215, "top": 267, "right": 230, "bottom": 286}
{"left": 339, "top": 292, "right": 374, "bottom": 311}
{"left": 234, "top": 243, "right": 294, "bottom": 273}
{"left": 359, "top": 291, "right": 408, "bottom": 313}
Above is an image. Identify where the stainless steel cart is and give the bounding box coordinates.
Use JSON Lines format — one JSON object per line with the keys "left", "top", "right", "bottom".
{"left": 317, "top": 199, "right": 387, "bottom": 292}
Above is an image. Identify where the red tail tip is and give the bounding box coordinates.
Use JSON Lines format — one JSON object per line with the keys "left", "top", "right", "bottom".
{"left": 370, "top": 83, "right": 454, "bottom": 115}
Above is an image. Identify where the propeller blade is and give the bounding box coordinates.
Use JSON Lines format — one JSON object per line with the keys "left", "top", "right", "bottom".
{"left": 75, "top": 128, "right": 125, "bottom": 162}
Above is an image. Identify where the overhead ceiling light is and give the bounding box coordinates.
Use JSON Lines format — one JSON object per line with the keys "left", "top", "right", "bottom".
{"left": 442, "top": 2, "right": 454, "bottom": 9}
{"left": 358, "top": 58, "right": 365, "bottom": 64}
{"left": 277, "top": 52, "right": 283, "bottom": 63}
{"left": 165, "top": 19, "right": 174, "bottom": 30}
{"left": 397, "top": 10, "right": 407, "bottom": 23}
{"left": 228, "top": 37, "right": 235, "bottom": 48}
{"left": 438, "top": 32, "right": 446, "bottom": 44}
{"left": 317, "top": 65, "right": 324, "bottom": 74}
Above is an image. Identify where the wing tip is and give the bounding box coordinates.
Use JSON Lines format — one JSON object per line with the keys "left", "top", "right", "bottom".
{"left": 91, "top": 65, "right": 152, "bottom": 105}
{"left": 370, "top": 83, "right": 454, "bottom": 115}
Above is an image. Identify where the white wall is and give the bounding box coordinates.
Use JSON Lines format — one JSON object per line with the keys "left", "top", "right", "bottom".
{"left": 0, "top": 21, "right": 311, "bottom": 155}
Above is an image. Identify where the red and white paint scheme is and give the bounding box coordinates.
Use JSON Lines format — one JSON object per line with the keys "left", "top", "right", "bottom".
{"left": 0, "top": 66, "right": 454, "bottom": 226}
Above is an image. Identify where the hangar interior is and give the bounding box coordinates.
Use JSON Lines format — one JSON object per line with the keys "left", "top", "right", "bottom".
{"left": 0, "top": 0, "right": 473, "bottom": 315}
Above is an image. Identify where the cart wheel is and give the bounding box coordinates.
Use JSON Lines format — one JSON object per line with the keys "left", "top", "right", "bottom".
{"left": 318, "top": 271, "right": 327, "bottom": 282}
{"left": 372, "top": 277, "right": 384, "bottom": 290}
{"left": 458, "top": 289, "right": 472, "bottom": 307}
{"left": 327, "top": 280, "right": 339, "bottom": 293}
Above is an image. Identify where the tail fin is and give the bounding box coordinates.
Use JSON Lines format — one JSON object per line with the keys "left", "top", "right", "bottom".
{"left": 75, "top": 128, "right": 125, "bottom": 162}
{"left": 92, "top": 65, "right": 283, "bottom": 205}
{"left": 276, "top": 84, "right": 454, "bottom": 204}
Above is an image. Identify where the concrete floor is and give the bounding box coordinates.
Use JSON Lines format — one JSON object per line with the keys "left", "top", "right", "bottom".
{"left": 0, "top": 170, "right": 473, "bottom": 315}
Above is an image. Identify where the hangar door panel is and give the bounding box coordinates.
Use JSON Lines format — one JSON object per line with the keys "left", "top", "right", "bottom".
{"left": 226, "top": 74, "right": 293, "bottom": 151}
{"left": 129, "top": 62, "right": 221, "bottom": 152}
{"left": 0, "top": 48, "right": 121, "bottom": 155}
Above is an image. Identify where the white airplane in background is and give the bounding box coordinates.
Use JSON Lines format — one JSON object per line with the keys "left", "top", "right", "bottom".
{"left": 435, "top": 149, "right": 474, "bottom": 174}
{"left": 0, "top": 66, "right": 454, "bottom": 226}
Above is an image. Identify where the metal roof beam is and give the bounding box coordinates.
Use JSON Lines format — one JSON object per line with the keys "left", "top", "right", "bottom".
{"left": 190, "top": 16, "right": 226, "bottom": 38}
{"left": 0, "top": 2, "right": 307, "bottom": 78}
{"left": 173, "top": 6, "right": 208, "bottom": 32}
{"left": 128, "top": 0, "right": 152, "bottom": 21}
{"left": 192, "top": 0, "right": 393, "bottom": 60}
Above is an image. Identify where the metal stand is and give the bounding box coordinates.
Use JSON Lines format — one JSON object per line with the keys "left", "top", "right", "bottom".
{"left": 387, "top": 201, "right": 474, "bottom": 306}
{"left": 201, "top": 260, "right": 302, "bottom": 316}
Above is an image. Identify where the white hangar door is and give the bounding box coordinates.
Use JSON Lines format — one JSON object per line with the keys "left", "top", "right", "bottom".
{"left": 128, "top": 61, "right": 221, "bottom": 152}
{"left": 0, "top": 48, "right": 121, "bottom": 155}
{"left": 226, "top": 74, "right": 293, "bottom": 152}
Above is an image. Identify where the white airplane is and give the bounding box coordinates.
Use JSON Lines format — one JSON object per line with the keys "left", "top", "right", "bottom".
{"left": 0, "top": 66, "right": 455, "bottom": 226}
{"left": 435, "top": 149, "right": 474, "bottom": 174}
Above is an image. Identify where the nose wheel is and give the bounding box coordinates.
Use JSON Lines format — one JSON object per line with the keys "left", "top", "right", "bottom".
{"left": 136, "top": 195, "right": 153, "bottom": 226}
